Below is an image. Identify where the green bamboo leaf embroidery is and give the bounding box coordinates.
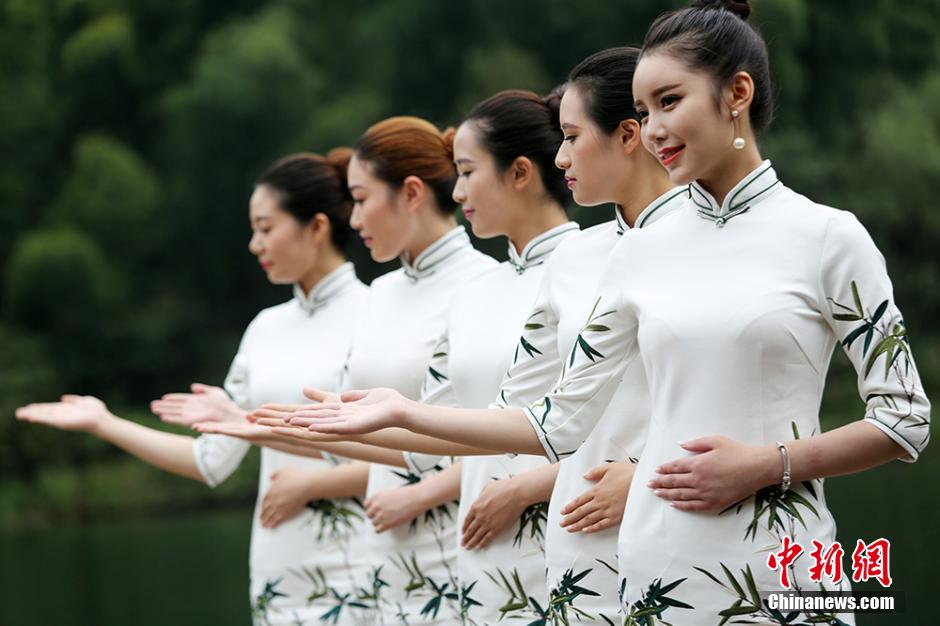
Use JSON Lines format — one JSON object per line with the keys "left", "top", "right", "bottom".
{"left": 851, "top": 280, "right": 863, "bottom": 315}
{"left": 870, "top": 299, "right": 889, "bottom": 325}
{"left": 583, "top": 324, "right": 610, "bottom": 332}
{"left": 524, "top": 322, "right": 544, "bottom": 330}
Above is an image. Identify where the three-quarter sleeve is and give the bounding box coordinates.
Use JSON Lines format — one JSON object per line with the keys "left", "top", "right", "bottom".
{"left": 818, "top": 211, "right": 931, "bottom": 461}
{"left": 404, "top": 332, "right": 459, "bottom": 475}
{"left": 523, "top": 257, "right": 640, "bottom": 462}
{"left": 490, "top": 275, "right": 564, "bottom": 411}
{"left": 192, "top": 351, "right": 253, "bottom": 487}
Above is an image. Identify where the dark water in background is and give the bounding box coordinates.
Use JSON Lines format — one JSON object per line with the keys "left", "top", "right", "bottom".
{"left": 0, "top": 453, "right": 936, "bottom": 625}
{"left": 0, "top": 509, "right": 252, "bottom": 626}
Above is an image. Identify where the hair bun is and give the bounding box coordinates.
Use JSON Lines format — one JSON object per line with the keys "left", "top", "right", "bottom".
{"left": 441, "top": 126, "right": 457, "bottom": 159}
{"left": 542, "top": 85, "right": 564, "bottom": 129}
{"left": 691, "top": 0, "right": 750, "bottom": 19}
{"left": 325, "top": 147, "right": 352, "bottom": 171}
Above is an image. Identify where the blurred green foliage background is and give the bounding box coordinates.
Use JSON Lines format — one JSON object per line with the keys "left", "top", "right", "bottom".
{"left": 0, "top": 0, "right": 937, "bottom": 623}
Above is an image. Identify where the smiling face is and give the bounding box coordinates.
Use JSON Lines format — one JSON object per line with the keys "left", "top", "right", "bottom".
{"left": 633, "top": 51, "right": 738, "bottom": 186}
{"left": 347, "top": 154, "right": 413, "bottom": 263}
{"left": 554, "top": 87, "right": 628, "bottom": 207}
{"left": 451, "top": 122, "right": 514, "bottom": 239}
{"left": 247, "top": 184, "right": 319, "bottom": 285}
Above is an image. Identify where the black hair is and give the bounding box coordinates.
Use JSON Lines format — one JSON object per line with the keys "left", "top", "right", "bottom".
{"left": 464, "top": 89, "right": 570, "bottom": 207}
{"left": 257, "top": 150, "right": 354, "bottom": 252}
{"left": 567, "top": 46, "right": 642, "bottom": 135}
{"left": 641, "top": 0, "right": 774, "bottom": 132}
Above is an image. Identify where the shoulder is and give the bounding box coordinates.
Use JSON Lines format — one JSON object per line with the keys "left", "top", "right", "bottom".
{"left": 550, "top": 220, "right": 618, "bottom": 261}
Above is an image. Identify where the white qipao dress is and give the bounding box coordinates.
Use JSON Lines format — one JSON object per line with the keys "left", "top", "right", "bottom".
{"left": 523, "top": 163, "right": 931, "bottom": 626}
{"left": 343, "top": 226, "right": 497, "bottom": 625}
{"left": 492, "top": 188, "right": 687, "bottom": 625}
{"left": 404, "top": 222, "right": 580, "bottom": 626}
{"left": 192, "top": 263, "right": 373, "bottom": 626}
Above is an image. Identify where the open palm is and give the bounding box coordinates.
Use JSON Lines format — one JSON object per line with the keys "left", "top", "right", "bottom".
{"left": 15, "top": 395, "right": 110, "bottom": 432}
{"left": 289, "top": 387, "right": 408, "bottom": 435}
{"left": 150, "top": 383, "right": 240, "bottom": 426}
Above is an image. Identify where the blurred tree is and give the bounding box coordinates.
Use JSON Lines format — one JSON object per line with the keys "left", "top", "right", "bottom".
{"left": 51, "top": 133, "right": 163, "bottom": 264}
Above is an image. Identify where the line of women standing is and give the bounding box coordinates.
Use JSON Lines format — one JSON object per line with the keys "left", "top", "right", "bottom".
{"left": 16, "top": 1, "right": 931, "bottom": 625}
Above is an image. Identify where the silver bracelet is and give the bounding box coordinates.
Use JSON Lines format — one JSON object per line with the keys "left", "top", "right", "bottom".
{"left": 776, "top": 441, "right": 791, "bottom": 492}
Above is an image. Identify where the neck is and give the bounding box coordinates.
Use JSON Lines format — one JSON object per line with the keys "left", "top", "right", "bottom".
{"left": 404, "top": 214, "right": 459, "bottom": 261}
{"left": 507, "top": 198, "right": 569, "bottom": 255}
{"left": 698, "top": 145, "right": 763, "bottom": 207}
{"left": 614, "top": 155, "right": 676, "bottom": 228}
{"left": 296, "top": 249, "right": 346, "bottom": 295}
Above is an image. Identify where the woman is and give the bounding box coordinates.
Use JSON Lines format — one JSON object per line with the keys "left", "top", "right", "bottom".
{"left": 17, "top": 151, "right": 374, "bottom": 626}
{"left": 282, "top": 3, "right": 931, "bottom": 623}
{"left": 329, "top": 116, "right": 498, "bottom": 625}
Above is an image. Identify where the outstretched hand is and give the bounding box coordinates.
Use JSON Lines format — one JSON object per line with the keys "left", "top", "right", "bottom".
{"left": 649, "top": 436, "right": 778, "bottom": 513}
{"left": 193, "top": 420, "right": 289, "bottom": 445}
{"left": 15, "top": 395, "right": 112, "bottom": 433}
{"left": 286, "top": 387, "right": 409, "bottom": 435}
{"left": 150, "top": 383, "right": 243, "bottom": 427}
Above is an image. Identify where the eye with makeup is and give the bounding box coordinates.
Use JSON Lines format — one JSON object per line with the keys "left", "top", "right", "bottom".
{"left": 562, "top": 134, "right": 577, "bottom": 143}
{"left": 660, "top": 94, "right": 681, "bottom": 109}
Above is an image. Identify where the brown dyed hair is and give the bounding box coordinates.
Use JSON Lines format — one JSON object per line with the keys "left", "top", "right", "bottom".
{"left": 354, "top": 116, "right": 458, "bottom": 215}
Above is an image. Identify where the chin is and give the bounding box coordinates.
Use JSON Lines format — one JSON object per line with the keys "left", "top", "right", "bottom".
{"left": 369, "top": 248, "right": 398, "bottom": 264}
{"left": 469, "top": 222, "right": 498, "bottom": 240}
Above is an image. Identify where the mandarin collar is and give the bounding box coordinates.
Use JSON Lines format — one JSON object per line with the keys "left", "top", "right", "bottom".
{"left": 292, "top": 262, "right": 358, "bottom": 316}
{"left": 401, "top": 226, "right": 471, "bottom": 283}
{"left": 615, "top": 187, "right": 689, "bottom": 235}
{"left": 689, "top": 160, "right": 781, "bottom": 227}
{"left": 507, "top": 222, "right": 580, "bottom": 274}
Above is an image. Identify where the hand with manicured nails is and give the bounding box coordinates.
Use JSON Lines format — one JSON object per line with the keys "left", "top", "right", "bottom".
{"left": 363, "top": 484, "right": 427, "bottom": 533}
{"left": 649, "top": 435, "right": 779, "bottom": 513}
{"left": 460, "top": 478, "right": 527, "bottom": 550}
{"left": 150, "top": 383, "right": 243, "bottom": 427}
{"left": 560, "top": 461, "right": 634, "bottom": 533}
{"left": 286, "top": 387, "right": 409, "bottom": 435}
{"left": 16, "top": 394, "right": 112, "bottom": 433}
{"left": 259, "top": 466, "right": 322, "bottom": 529}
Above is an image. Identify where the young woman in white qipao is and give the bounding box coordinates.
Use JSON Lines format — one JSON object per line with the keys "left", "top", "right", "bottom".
{"left": 17, "top": 152, "right": 376, "bottom": 626}
{"left": 274, "top": 3, "right": 932, "bottom": 624}
{"left": 313, "top": 116, "right": 497, "bottom": 625}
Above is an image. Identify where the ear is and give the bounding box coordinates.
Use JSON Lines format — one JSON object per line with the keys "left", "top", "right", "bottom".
{"left": 617, "top": 118, "right": 642, "bottom": 154}
{"left": 508, "top": 156, "right": 534, "bottom": 191}
{"left": 401, "top": 175, "right": 427, "bottom": 214}
{"left": 304, "top": 212, "right": 331, "bottom": 243}
{"left": 724, "top": 70, "right": 755, "bottom": 118}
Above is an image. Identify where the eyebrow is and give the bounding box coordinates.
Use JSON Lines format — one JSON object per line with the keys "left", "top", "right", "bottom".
{"left": 454, "top": 158, "right": 474, "bottom": 165}
{"left": 560, "top": 123, "right": 581, "bottom": 130}
{"left": 650, "top": 82, "right": 682, "bottom": 98}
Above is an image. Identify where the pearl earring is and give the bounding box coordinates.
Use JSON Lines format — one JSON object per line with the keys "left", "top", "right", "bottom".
{"left": 731, "top": 109, "right": 745, "bottom": 150}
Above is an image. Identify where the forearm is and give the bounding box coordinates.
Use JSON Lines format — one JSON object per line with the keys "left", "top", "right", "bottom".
{"left": 93, "top": 414, "right": 205, "bottom": 483}
{"left": 310, "top": 462, "right": 370, "bottom": 499}
{"left": 510, "top": 462, "right": 559, "bottom": 505}
{"left": 354, "top": 428, "right": 504, "bottom": 457}
{"left": 753, "top": 420, "right": 908, "bottom": 488}
{"left": 309, "top": 441, "right": 407, "bottom": 467}
{"left": 414, "top": 462, "right": 462, "bottom": 510}
{"left": 398, "top": 402, "right": 546, "bottom": 456}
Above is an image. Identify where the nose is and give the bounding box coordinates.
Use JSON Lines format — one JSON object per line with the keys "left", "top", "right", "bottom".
{"left": 349, "top": 203, "right": 363, "bottom": 230}
{"left": 248, "top": 231, "right": 263, "bottom": 255}
{"left": 644, "top": 113, "right": 667, "bottom": 147}
{"left": 452, "top": 176, "right": 466, "bottom": 204}
{"left": 554, "top": 143, "right": 570, "bottom": 170}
